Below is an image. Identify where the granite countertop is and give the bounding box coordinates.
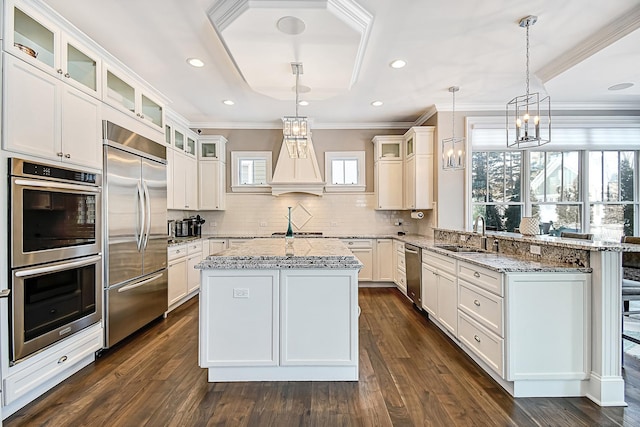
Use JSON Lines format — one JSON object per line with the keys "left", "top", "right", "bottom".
{"left": 168, "top": 236, "right": 205, "bottom": 247}
{"left": 196, "top": 238, "right": 363, "bottom": 270}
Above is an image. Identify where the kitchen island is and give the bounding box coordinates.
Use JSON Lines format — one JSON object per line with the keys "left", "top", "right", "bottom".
{"left": 196, "top": 238, "right": 362, "bottom": 382}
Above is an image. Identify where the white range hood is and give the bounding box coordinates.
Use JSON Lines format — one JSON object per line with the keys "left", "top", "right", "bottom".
{"left": 270, "top": 138, "right": 325, "bottom": 196}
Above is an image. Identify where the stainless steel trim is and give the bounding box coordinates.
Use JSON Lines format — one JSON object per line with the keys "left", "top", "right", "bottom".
{"left": 118, "top": 273, "right": 163, "bottom": 293}
{"left": 14, "top": 255, "right": 102, "bottom": 277}
{"left": 142, "top": 180, "right": 151, "bottom": 249}
{"left": 136, "top": 182, "right": 144, "bottom": 252}
{"left": 405, "top": 248, "right": 419, "bottom": 254}
{"left": 0, "top": 289, "right": 11, "bottom": 298}
{"left": 13, "top": 179, "right": 101, "bottom": 193}
{"left": 103, "top": 121, "right": 166, "bottom": 162}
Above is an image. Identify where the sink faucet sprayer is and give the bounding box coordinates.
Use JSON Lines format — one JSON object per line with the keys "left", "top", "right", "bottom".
{"left": 474, "top": 215, "right": 488, "bottom": 250}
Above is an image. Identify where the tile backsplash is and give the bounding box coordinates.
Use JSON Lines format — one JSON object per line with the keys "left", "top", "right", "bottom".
{"left": 169, "top": 193, "right": 430, "bottom": 237}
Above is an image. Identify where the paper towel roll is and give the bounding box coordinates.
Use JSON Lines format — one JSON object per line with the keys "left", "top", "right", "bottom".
{"left": 411, "top": 211, "right": 424, "bottom": 219}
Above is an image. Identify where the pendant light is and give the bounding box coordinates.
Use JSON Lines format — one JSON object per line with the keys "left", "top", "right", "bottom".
{"left": 506, "top": 15, "right": 550, "bottom": 149}
{"left": 282, "top": 62, "right": 308, "bottom": 159}
{"left": 442, "top": 86, "right": 465, "bottom": 170}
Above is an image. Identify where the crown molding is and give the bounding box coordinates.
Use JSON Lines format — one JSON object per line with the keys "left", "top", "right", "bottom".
{"left": 537, "top": 4, "right": 640, "bottom": 83}
{"left": 413, "top": 106, "right": 437, "bottom": 126}
{"left": 189, "top": 121, "right": 414, "bottom": 130}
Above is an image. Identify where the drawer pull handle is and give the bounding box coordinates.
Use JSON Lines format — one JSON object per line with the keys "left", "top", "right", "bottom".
{"left": 474, "top": 335, "right": 481, "bottom": 343}
{"left": 349, "top": 242, "right": 353, "bottom": 245}
{"left": 58, "top": 355, "right": 68, "bottom": 364}
{"left": 473, "top": 272, "right": 481, "bottom": 278}
{"left": 474, "top": 300, "right": 481, "bottom": 307}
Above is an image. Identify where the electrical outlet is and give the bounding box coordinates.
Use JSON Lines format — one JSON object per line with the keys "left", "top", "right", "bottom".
{"left": 459, "top": 235, "right": 467, "bottom": 242}
{"left": 233, "top": 288, "right": 249, "bottom": 298}
{"left": 259, "top": 221, "right": 267, "bottom": 227}
{"left": 530, "top": 245, "right": 541, "bottom": 255}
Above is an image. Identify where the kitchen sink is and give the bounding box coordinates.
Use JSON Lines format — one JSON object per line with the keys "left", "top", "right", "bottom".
{"left": 433, "top": 244, "right": 486, "bottom": 253}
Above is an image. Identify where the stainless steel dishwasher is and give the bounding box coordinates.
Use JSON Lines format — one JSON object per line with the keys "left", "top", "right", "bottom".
{"left": 405, "top": 244, "right": 422, "bottom": 310}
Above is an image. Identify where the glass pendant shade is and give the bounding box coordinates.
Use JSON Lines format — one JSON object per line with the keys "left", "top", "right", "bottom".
{"left": 282, "top": 63, "right": 308, "bottom": 158}
{"left": 506, "top": 15, "right": 551, "bottom": 149}
{"left": 442, "top": 86, "right": 465, "bottom": 170}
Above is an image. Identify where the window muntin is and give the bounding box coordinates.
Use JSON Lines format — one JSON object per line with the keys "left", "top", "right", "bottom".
{"left": 240, "top": 159, "right": 267, "bottom": 185}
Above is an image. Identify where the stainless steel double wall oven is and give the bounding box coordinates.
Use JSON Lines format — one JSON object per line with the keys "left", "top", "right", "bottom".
{"left": 9, "top": 158, "right": 102, "bottom": 363}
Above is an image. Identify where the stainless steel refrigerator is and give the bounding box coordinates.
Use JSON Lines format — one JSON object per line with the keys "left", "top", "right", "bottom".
{"left": 103, "top": 121, "right": 168, "bottom": 348}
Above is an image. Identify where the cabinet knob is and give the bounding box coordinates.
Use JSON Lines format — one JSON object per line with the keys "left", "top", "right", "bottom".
{"left": 474, "top": 335, "right": 481, "bottom": 343}
{"left": 57, "top": 152, "right": 64, "bottom": 157}
{"left": 58, "top": 355, "right": 68, "bottom": 364}
{"left": 474, "top": 300, "right": 481, "bottom": 307}
{"left": 348, "top": 242, "right": 353, "bottom": 245}
{"left": 57, "top": 69, "right": 63, "bottom": 74}
{"left": 64, "top": 72, "right": 70, "bottom": 78}
{"left": 140, "top": 114, "right": 145, "bottom": 119}
{"left": 64, "top": 154, "right": 71, "bottom": 158}
{"left": 473, "top": 271, "right": 481, "bottom": 278}
{"left": 136, "top": 113, "right": 141, "bottom": 117}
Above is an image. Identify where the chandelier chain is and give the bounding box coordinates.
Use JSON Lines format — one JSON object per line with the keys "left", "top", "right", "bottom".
{"left": 451, "top": 88, "right": 456, "bottom": 139}
{"left": 525, "top": 21, "right": 530, "bottom": 98}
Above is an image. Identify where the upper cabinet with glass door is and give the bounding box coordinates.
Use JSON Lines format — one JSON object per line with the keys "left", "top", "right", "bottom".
{"left": 200, "top": 136, "right": 226, "bottom": 162}
{"left": 185, "top": 132, "right": 197, "bottom": 157}
{"left": 103, "top": 65, "right": 164, "bottom": 130}
{"left": 373, "top": 135, "right": 403, "bottom": 160}
{"left": 7, "top": 2, "right": 101, "bottom": 98}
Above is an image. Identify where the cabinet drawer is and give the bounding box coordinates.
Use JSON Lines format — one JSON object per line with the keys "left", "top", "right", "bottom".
{"left": 458, "top": 261, "right": 503, "bottom": 296}
{"left": 422, "top": 250, "right": 456, "bottom": 275}
{"left": 397, "top": 251, "right": 406, "bottom": 270}
{"left": 187, "top": 240, "right": 203, "bottom": 255}
{"left": 341, "top": 239, "right": 373, "bottom": 249}
{"left": 397, "top": 272, "right": 406, "bottom": 292}
{"left": 458, "top": 280, "right": 504, "bottom": 337}
{"left": 4, "top": 324, "right": 102, "bottom": 405}
{"left": 394, "top": 240, "right": 405, "bottom": 253}
{"left": 458, "top": 311, "right": 504, "bottom": 378}
{"left": 168, "top": 244, "right": 187, "bottom": 261}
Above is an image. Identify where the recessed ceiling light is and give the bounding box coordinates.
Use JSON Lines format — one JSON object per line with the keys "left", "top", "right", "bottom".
{"left": 187, "top": 58, "right": 204, "bottom": 68}
{"left": 277, "top": 16, "right": 306, "bottom": 35}
{"left": 608, "top": 82, "right": 634, "bottom": 91}
{"left": 371, "top": 101, "right": 383, "bottom": 107}
{"left": 390, "top": 59, "right": 406, "bottom": 69}
{"left": 298, "top": 100, "right": 309, "bottom": 106}
{"left": 223, "top": 100, "right": 234, "bottom": 106}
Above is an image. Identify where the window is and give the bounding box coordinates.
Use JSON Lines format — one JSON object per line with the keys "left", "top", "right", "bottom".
{"left": 231, "top": 152, "right": 272, "bottom": 192}
{"left": 468, "top": 117, "right": 640, "bottom": 240}
{"left": 471, "top": 151, "right": 522, "bottom": 231}
{"left": 530, "top": 151, "right": 583, "bottom": 233}
{"left": 324, "top": 152, "right": 365, "bottom": 192}
{"left": 589, "top": 151, "right": 636, "bottom": 240}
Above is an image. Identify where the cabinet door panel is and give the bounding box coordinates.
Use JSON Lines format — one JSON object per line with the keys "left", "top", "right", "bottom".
{"left": 4, "top": 54, "right": 59, "bottom": 158}
{"left": 185, "top": 156, "right": 198, "bottom": 210}
{"left": 350, "top": 248, "right": 373, "bottom": 281}
{"left": 421, "top": 263, "right": 437, "bottom": 316}
{"left": 61, "top": 86, "right": 101, "bottom": 168}
{"left": 199, "top": 161, "right": 223, "bottom": 210}
{"left": 375, "top": 239, "right": 393, "bottom": 281}
{"left": 437, "top": 270, "right": 457, "bottom": 335}
{"left": 376, "top": 161, "right": 403, "bottom": 209}
{"left": 172, "top": 151, "right": 187, "bottom": 209}
{"left": 168, "top": 259, "right": 187, "bottom": 306}
{"left": 187, "top": 253, "right": 201, "bottom": 293}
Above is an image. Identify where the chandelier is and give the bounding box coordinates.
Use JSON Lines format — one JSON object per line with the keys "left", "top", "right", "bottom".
{"left": 282, "top": 62, "right": 308, "bottom": 159}
{"left": 506, "top": 15, "right": 550, "bottom": 149}
{"left": 442, "top": 86, "right": 465, "bottom": 170}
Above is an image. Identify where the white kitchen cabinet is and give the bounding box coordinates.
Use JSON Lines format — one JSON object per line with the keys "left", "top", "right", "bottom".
{"left": 228, "top": 239, "right": 250, "bottom": 248}
{"left": 403, "top": 127, "right": 434, "bottom": 210}
{"left": 171, "top": 150, "right": 197, "bottom": 210}
{"left": 198, "top": 136, "right": 227, "bottom": 211}
{"left": 3, "top": 53, "right": 102, "bottom": 169}
{"left": 421, "top": 250, "right": 457, "bottom": 335}
{"left": 394, "top": 240, "right": 406, "bottom": 293}
{"left": 209, "top": 239, "right": 227, "bottom": 255}
{"left": 7, "top": 1, "right": 101, "bottom": 98}
{"left": 103, "top": 66, "right": 164, "bottom": 130}
{"left": 374, "top": 239, "right": 393, "bottom": 281}
{"left": 372, "top": 135, "right": 403, "bottom": 210}
{"left": 341, "top": 239, "right": 373, "bottom": 281}
{"left": 187, "top": 241, "right": 203, "bottom": 294}
{"left": 168, "top": 244, "right": 188, "bottom": 307}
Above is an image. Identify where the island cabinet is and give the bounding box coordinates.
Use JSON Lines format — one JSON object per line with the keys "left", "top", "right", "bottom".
{"left": 197, "top": 238, "right": 360, "bottom": 382}
{"left": 455, "top": 259, "right": 591, "bottom": 397}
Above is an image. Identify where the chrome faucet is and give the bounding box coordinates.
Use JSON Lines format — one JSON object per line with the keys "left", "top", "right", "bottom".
{"left": 474, "top": 215, "right": 487, "bottom": 250}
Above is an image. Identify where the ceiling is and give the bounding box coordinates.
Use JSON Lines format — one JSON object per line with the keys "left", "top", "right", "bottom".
{"left": 42, "top": 0, "right": 640, "bottom": 129}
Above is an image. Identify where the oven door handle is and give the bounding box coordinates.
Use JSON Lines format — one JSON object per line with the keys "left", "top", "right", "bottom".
{"left": 117, "top": 273, "right": 164, "bottom": 293}
{"left": 14, "top": 255, "right": 102, "bottom": 278}
{"left": 135, "top": 182, "right": 144, "bottom": 252}
{"left": 14, "top": 179, "right": 101, "bottom": 193}
{"left": 142, "top": 180, "right": 151, "bottom": 250}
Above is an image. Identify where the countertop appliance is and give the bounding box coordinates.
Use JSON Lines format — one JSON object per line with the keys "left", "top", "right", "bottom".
{"left": 405, "top": 243, "right": 422, "bottom": 310}
{"left": 103, "top": 121, "right": 168, "bottom": 348}
{"left": 9, "top": 158, "right": 102, "bottom": 363}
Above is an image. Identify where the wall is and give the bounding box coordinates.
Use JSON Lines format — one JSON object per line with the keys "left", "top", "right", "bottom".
{"left": 174, "top": 127, "right": 428, "bottom": 236}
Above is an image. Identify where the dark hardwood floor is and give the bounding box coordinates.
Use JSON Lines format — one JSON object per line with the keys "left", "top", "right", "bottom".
{"left": 6, "top": 287, "right": 640, "bottom": 426}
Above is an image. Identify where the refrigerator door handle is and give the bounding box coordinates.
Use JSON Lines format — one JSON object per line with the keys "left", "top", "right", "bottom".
{"left": 135, "top": 182, "right": 144, "bottom": 252}
{"left": 142, "top": 180, "right": 151, "bottom": 250}
{"left": 117, "top": 273, "right": 164, "bottom": 293}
